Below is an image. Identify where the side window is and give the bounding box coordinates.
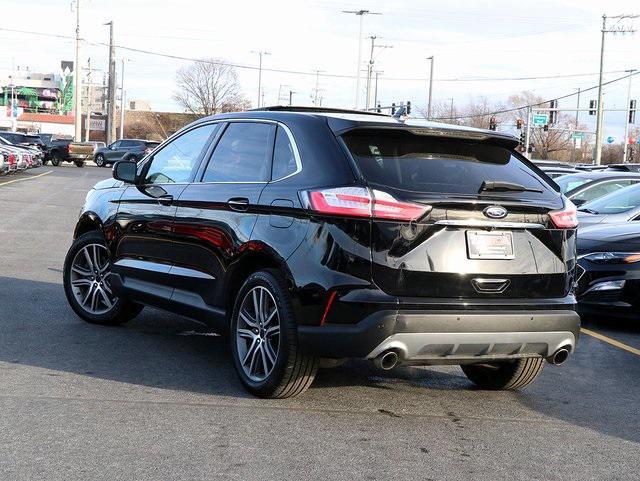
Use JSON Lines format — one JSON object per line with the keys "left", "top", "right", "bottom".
{"left": 574, "top": 181, "right": 631, "bottom": 203}
{"left": 120, "top": 140, "right": 135, "bottom": 148}
{"left": 271, "top": 126, "right": 298, "bottom": 180}
{"left": 203, "top": 122, "right": 274, "bottom": 182}
{"left": 144, "top": 123, "right": 219, "bottom": 185}
{"left": 111, "top": 140, "right": 122, "bottom": 149}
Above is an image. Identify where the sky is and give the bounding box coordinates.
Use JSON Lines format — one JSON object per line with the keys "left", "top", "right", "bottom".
{"left": 0, "top": 0, "right": 638, "bottom": 139}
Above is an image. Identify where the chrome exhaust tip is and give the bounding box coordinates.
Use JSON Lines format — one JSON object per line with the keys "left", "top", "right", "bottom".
{"left": 548, "top": 347, "right": 571, "bottom": 365}
{"left": 374, "top": 350, "right": 400, "bottom": 370}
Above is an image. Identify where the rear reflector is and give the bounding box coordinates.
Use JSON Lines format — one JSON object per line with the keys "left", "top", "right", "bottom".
{"left": 307, "top": 187, "right": 430, "bottom": 221}
{"left": 549, "top": 200, "right": 578, "bottom": 229}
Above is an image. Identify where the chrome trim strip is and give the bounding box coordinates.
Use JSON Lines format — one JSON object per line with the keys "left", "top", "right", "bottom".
{"left": 435, "top": 219, "right": 545, "bottom": 229}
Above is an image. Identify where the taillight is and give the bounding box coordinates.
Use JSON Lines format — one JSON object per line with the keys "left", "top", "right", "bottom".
{"left": 68, "top": 144, "right": 72, "bottom": 153}
{"left": 8, "top": 153, "right": 15, "bottom": 165}
{"left": 549, "top": 200, "right": 578, "bottom": 229}
{"left": 306, "top": 187, "right": 430, "bottom": 222}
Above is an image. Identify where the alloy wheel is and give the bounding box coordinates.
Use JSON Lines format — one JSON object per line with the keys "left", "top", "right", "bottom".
{"left": 236, "top": 286, "right": 281, "bottom": 382}
{"left": 69, "top": 243, "right": 117, "bottom": 315}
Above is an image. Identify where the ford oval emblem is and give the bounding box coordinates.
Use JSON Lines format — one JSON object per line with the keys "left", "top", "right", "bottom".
{"left": 484, "top": 206, "right": 508, "bottom": 219}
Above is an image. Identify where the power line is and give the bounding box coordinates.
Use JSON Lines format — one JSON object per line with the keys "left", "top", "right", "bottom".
{"left": 0, "top": 27, "right": 633, "bottom": 83}
{"left": 428, "top": 70, "right": 640, "bottom": 121}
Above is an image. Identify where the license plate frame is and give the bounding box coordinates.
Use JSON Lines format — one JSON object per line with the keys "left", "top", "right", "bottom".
{"left": 466, "top": 230, "right": 515, "bottom": 260}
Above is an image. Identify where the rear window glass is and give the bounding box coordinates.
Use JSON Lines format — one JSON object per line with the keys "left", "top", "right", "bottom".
{"left": 579, "top": 184, "right": 640, "bottom": 215}
{"left": 342, "top": 130, "right": 554, "bottom": 198}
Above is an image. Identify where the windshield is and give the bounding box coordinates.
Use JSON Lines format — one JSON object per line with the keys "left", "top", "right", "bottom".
{"left": 342, "top": 129, "right": 555, "bottom": 198}
{"left": 579, "top": 184, "right": 640, "bottom": 215}
{"left": 554, "top": 174, "right": 594, "bottom": 193}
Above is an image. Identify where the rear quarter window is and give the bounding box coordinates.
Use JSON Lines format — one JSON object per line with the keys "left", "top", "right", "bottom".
{"left": 342, "top": 129, "right": 556, "bottom": 199}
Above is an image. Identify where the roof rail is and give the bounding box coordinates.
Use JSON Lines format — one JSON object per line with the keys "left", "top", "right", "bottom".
{"left": 250, "top": 105, "right": 391, "bottom": 117}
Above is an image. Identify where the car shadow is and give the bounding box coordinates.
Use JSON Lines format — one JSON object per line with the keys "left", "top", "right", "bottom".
{"left": 1, "top": 276, "right": 639, "bottom": 443}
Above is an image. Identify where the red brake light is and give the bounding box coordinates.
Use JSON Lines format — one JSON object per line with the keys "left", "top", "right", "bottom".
{"left": 8, "top": 153, "right": 15, "bottom": 164}
{"left": 549, "top": 200, "right": 578, "bottom": 229}
{"left": 307, "top": 187, "right": 430, "bottom": 222}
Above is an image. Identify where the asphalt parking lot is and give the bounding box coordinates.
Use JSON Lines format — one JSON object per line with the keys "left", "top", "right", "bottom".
{"left": 1, "top": 166, "right": 639, "bottom": 481}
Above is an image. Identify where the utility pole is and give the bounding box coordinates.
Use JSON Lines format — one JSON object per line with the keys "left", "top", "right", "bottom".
{"left": 426, "top": 56, "right": 434, "bottom": 120}
{"left": 623, "top": 69, "right": 636, "bottom": 163}
{"left": 288, "top": 90, "right": 296, "bottom": 106}
{"left": 573, "top": 87, "right": 581, "bottom": 160}
{"left": 252, "top": 50, "right": 270, "bottom": 108}
{"left": 119, "top": 58, "right": 126, "bottom": 139}
{"left": 594, "top": 14, "right": 638, "bottom": 164}
{"left": 365, "top": 36, "right": 391, "bottom": 110}
{"left": 448, "top": 97, "right": 454, "bottom": 120}
{"left": 374, "top": 70, "right": 382, "bottom": 109}
{"left": 312, "top": 70, "right": 324, "bottom": 106}
{"left": 85, "top": 57, "right": 92, "bottom": 141}
{"left": 524, "top": 106, "right": 532, "bottom": 160}
{"left": 73, "top": 0, "right": 82, "bottom": 141}
{"left": 342, "top": 9, "right": 381, "bottom": 110}
{"left": 105, "top": 21, "right": 116, "bottom": 145}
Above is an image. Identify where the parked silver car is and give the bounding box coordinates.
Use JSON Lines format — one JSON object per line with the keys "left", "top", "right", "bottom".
{"left": 577, "top": 183, "right": 640, "bottom": 227}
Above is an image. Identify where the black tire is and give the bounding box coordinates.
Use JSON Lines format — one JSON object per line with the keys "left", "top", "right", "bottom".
{"left": 42, "top": 159, "right": 49, "bottom": 165}
{"left": 230, "top": 270, "right": 318, "bottom": 398}
{"left": 461, "top": 357, "right": 545, "bottom": 390}
{"left": 63, "top": 231, "right": 142, "bottom": 326}
{"left": 75, "top": 161, "right": 85, "bottom": 168}
{"left": 95, "top": 154, "right": 105, "bottom": 167}
{"left": 50, "top": 153, "right": 62, "bottom": 166}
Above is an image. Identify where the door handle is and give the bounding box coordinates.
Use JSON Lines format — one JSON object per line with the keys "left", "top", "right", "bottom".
{"left": 157, "top": 194, "right": 174, "bottom": 206}
{"left": 227, "top": 197, "right": 249, "bottom": 211}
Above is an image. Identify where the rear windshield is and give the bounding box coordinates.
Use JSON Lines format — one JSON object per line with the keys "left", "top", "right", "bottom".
{"left": 579, "top": 184, "right": 640, "bottom": 215}
{"left": 342, "top": 129, "right": 555, "bottom": 198}
{"left": 554, "top": 174, "right": 595, "bottom": 193}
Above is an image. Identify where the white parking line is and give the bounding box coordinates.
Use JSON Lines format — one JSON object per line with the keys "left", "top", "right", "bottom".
{"left": 0, "top": 170, "right": 53, "bottom": 187}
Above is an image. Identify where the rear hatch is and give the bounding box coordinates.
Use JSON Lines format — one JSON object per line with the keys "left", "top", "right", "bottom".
{"left": 341, "top": 128, "right": 576, "bottom": 300}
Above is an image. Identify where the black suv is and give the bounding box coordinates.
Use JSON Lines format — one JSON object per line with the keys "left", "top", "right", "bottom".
{"left": 93, "top": 139, "right": 160, "bottom": 167}
{"left": 63, "top": 107, "right": 580, "bottom": 398}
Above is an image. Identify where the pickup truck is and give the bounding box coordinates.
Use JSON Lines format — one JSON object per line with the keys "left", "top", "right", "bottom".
{"left": 44, "top": 139, "right": 97, "bottom": 167}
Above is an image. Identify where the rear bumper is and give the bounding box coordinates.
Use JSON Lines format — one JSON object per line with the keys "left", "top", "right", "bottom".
{"left": 298, "top": 309, "right": 580, "bottom": 364}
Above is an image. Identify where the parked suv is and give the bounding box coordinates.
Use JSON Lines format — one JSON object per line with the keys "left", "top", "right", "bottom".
{"left": 93, "top": 139, "right": 160, "bottom": 167}
{"left": 63, "top": 107, "right": 580, "bottom": 398}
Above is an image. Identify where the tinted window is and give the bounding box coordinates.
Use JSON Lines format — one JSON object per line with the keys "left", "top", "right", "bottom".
{"left": 580, "top": 184, "right": 640, "bottom": 214}
{"left": 272, "top": 127, "right": 298, "bottom": 180}
{"left": 203, "top": 122, "right": 273, "bottom": 182}
{"left": 120, "top": 140, "right": 137, "bottom": 148}
{"left": 111, "top": 141, "right": 122, "bottom": 149}
{"left": 342, "top": 129, "right": 554, "bottom": 198}
{"left": 144, "top": 123, "right": 218, "bottom": 184}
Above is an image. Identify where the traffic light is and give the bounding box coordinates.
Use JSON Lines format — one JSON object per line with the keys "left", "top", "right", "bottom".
{"left": 406, "top": 101, "right": 411, "bottom": 115}
{"left": 589, "top": 100, "right": 597, "bottom": 115}
{"left": 549, "top": 99, "right": 558, "bottom": 124}
{"left": 391, "top": 102, "right": 396, "bottom": 115}
{"left": 376, "top": 103, "right": 381, "bottom": 113}
{"left": 519, "top": 131, "right": 525, "bottom": 145}
{"left": 630, "top": 100, "right": 637, "bottom": 124}
{"left": 516, "top": 118, "right": 523, "bottom": 130}
{"left": 489, "top": 116, "right": 497, "bottom": 131}
{"left": 543, "top": 124, "right": 549, "bottom": 132}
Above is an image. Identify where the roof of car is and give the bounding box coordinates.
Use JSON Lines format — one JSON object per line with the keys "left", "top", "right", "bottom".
{"left": 562, "top": 170, "right": 640, "bottom": 180}
{"left": 199, "top": 106, "right": 519, "bottom": 147}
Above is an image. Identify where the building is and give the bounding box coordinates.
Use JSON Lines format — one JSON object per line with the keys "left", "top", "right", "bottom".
{"left": 128, "top": 99, "right": 152, "bottom": 111}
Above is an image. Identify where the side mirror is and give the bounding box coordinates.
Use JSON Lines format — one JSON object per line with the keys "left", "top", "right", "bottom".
{"left": 113, "top": 161, "right": 137, "bottom": 184}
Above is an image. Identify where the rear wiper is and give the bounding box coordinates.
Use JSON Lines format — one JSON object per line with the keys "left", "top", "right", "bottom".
{"left": 479, "top": 180, "right": 543, "bottom": 194}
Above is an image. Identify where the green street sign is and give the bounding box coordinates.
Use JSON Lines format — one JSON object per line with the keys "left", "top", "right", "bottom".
{"left": 533, "top": 114, "right": 548, "bottom": 126}
{"left": 572, "top": 132, "right": 585, "bottom": 140}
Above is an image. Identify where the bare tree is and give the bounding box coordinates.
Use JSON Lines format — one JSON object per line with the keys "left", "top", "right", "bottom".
{"left": 173, "top": 59, "right": 250, "bottom": 116}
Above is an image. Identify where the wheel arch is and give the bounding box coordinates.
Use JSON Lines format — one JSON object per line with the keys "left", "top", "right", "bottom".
{"left": 74, "top": 212, "right": 104, "bottom": 240}
{"left": 223, "top": 243, "right": 296, "bottom": 316}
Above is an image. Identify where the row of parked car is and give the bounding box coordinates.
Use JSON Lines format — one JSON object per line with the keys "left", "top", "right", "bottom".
{"left": 0, "top": 131, "right": 161, "bottom": 174}
{"left": 533, "top": 160, "right": 640, "bottom": 321}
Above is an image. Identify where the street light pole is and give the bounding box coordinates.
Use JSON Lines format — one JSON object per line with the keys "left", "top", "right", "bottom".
{"left": 85, "top": 57, "right": 91, "bottom": 141}
{"left": 426, "top": 56, "right": 434, "bottom": 120}
{"left": 342, "top": 9, "right": 380, "bottom": 110}
{"left": 573, "top": 87, "right": 581, "bottom": 161}
{"left": 73, "top": 0, "right": 82, "bottom": 141}
{"left": 623, "top": 69, "right": 636, "bottom": 163}
{"left": 119, "top": 58, "right": 126, "bottom": 139}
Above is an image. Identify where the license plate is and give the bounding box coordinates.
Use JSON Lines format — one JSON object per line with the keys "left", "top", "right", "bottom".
{"left": 466, "top": 231, "right": 514, "bottom": 260}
